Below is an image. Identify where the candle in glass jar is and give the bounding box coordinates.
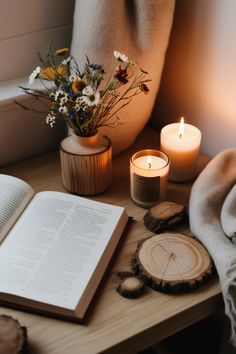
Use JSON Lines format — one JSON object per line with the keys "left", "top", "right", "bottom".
{"left": 130, "top": 149, "right": 170, "bottom": 208}
{"left": 160, "top": 118, "right": 202, "bottom": 182}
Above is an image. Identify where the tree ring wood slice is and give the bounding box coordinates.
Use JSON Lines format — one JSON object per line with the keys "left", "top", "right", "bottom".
{"left": 131, "top": 233, "right": 213, "bottom": 293}
{"left": 0, "top": 315, "right": 28, "bottom": 354}
{"left": 143, "top": 201, "right": 188, "bottom": 233}
{"left": 116, "top": 276, "right": 145, "bottom": 298}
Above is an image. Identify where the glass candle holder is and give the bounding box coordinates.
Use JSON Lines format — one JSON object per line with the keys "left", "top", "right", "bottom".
{"left": 130, "top": 149, "right": 170, "bottom": 209}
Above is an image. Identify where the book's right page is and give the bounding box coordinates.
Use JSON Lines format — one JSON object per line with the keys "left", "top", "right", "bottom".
{"left": 0, "top": 174, "right": 34, "bottom": 243}
{"left": 0, "top": 191, "right": 128, "bottom": 317}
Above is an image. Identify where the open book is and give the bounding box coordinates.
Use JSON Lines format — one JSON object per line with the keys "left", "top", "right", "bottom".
{"left": 0, "top": 174, "right": 129, "bottom": 322}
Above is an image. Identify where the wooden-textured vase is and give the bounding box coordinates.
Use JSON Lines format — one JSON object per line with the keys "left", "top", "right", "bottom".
{"left": 60, "top": 132, "right": 112, "bottom": 195}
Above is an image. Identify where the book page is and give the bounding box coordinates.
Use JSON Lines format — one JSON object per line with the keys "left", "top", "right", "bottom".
{"left": 0, "top": 191, "right": 126, "bottom": 310}
{"left": 0, "top": 174, "right": 34, "bottom": 243}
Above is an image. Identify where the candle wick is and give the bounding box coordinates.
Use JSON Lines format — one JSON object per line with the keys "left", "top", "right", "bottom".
{"left": 148, "top": 162, "right": 151, "bottom": 169}
{"left": 179, "top": 133, "right": 182, "bottom": 139}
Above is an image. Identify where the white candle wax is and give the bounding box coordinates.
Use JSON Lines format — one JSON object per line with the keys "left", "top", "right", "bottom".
{"left": 134, "top": 156, "right": 167, "bottom": 171}
{"left": 160, "top": 122, "right": 201, "bottom": 182}
{"left": 130, "top": 150, "right": 170, "bottom": 208}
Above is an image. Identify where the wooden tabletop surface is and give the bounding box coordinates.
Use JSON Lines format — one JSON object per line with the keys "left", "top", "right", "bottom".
{"left": 0, "top": 127, "right": 222, "bottom": 354}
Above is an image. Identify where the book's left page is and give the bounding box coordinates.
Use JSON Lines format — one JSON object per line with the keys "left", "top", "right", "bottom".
{"left": 0, "top": 174, "right": 34, "bottom": 243}
{"left": 0, "top": 191, "right": 128, "bottom": 318}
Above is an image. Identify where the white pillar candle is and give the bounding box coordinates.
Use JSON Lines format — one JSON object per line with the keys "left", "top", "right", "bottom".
{"left": 160, "top": 118, "right": 202, "bottom": 182}
{"left": 130, "top": 149, "right": 170, "bottom": 208}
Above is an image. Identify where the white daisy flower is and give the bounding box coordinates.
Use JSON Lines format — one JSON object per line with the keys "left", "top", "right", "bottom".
{"left": 76, "top": 96, "right": 82, "bottom": 103}
{"left": 60, "top": 93, "right": 69, "bottom": 104}
{"left": 82, "top": 92, "right": 100, "bottom": 107}
{"left": 55, "top": 90, "right": 64, "bottom": 100}
{"left": 113, "top": 51, "right": 128, "bottom": 62}
{"left": 28, "top": 66, "right": 41, "bottom": 85}
{"left": 82, "top": 86, "right": 100, "bottom": 107}
{"left": 75, "top": 103, "right": 81, "bottom": 111}
{"left": 61, "top": 56, "right": 71, "bottom": 65}
{"left": 76, "top": 97, "right": 86, "bottom": 110}
{"left": 46, "top": 113, "right": 56, "bottom": 128}
{"left": 59, "top": 105, "right": 68, "bottom": 114}
{"left": 82, "top": 85, "right": 94, "bottom": 96}
{"left": 69, "top": 75, "right": 77, "bottom": 83}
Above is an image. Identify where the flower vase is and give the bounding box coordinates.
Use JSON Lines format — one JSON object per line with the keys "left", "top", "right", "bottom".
{"left": 60, "top": 132, "right": 112, "bottom": 195}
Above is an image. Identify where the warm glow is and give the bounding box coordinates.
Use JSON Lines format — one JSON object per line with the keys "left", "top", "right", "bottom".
{"left": 179, "top": 117, "right": 185, "bottom": 138}
{"left": 147, "top": 155, "right": 152, "bottom": 168}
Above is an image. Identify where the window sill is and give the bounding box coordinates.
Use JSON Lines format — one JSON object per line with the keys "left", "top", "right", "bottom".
{"left": 0, "top": 77, "right": 28, "bottom": 111}
{"left": 0, "top": 77, "right": 55, "bottom": 110}
{"left": 0, "top": 77, "right": 64, "bottom": 167}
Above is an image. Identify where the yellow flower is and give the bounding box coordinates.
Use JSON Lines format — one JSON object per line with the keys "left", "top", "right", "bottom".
{"left": 72, "top": 80, "right": 86, "bottom": 94}
{"left": 55, "top": 48, "right": 69, "bottom": 56}
{"left": 40, "top": 67, "right": 55, "bottom": 80}
{"left": 57, "top": 65, "right": 67, "bottom": 76}
{"left": 39, "top": 65, "right": 67, "bottom": 81}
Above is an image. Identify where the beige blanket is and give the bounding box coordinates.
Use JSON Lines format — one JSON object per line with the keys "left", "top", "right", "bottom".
{"left": 189, "top": 149, "right": 236, "bottom": 346}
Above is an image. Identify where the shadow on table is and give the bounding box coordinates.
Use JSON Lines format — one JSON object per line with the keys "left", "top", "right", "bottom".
{"left": 138, "top": 313, "right": 223, "bottom": 354}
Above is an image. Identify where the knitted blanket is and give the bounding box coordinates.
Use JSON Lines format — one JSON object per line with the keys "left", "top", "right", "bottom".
{"left": 189, "top": 149, "right": 236, "bottom": 346}
{"left": 71, "top": 0, "right": 175, "bottom": 155}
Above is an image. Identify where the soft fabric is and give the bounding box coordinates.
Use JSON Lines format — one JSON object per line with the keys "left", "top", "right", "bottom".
{"left": 221, "top": 184, "right": 236, "bottom": 244}
{"left": 71, "top": 0, "right": 175, "bottom": 156}
{"left": 189, "top": 149, "right": 236, "bottom": 346}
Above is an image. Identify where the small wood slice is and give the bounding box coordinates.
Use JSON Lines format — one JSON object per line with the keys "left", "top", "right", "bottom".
{"left": 131, "top": 233, "right": 213, "bottom": 293}
{"left": 116, "top": 276, "right": 145, "bottom": 298}
{"left": 0, "top": 315, "right": 27, "bottom": 354}
{"left": 144, "top": 201, "right": 187, "bottom": 233}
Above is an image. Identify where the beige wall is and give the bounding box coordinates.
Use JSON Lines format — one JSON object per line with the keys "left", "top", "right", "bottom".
{"left": 0, "top": 0, "right": 74, "bottom": 81}
{"left": 0, "top": 0, "right": 74, "bottom": 166}
{"left": 152, "top": 0, "right": 236, "bottom": 156}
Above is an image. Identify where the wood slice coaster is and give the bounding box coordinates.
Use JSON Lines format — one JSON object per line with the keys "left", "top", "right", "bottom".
{"left": 116, "top": 276, "right": 145, "bottom": 298}
{"left": 131, "top": 233, "right": 213, "bottom": 293}
{"left": 0, "top": 315, "right": 27, "bottom": 354}
{"left": 143, "top": 201, "right": 188, "bottom": 233}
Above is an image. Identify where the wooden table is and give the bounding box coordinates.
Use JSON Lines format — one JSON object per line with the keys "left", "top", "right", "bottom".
{"left": 1, "top": 127, "right": 222, "bottom": 354}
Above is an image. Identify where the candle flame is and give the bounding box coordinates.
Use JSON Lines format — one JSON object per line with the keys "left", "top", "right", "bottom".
{"left": 179, "top": 117, "right": 185, "bottom": 138}
{"left": 147, "top": 155, "right": 152, "bottom": 169}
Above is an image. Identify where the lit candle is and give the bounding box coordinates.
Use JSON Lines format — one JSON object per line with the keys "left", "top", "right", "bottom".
{"left": 130, "top": 149, "right": 170, "bottom": 208}
{"left": 160, "top": 118, "right": 202, "bottom": 182}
